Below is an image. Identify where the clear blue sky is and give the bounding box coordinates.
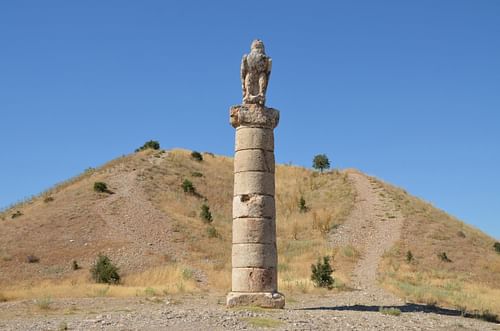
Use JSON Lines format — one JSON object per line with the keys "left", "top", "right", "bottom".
{"left": 1, "top": 1, "right": 499, "bottom": 239}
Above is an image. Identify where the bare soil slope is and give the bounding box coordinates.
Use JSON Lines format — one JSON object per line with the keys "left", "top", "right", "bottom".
{"left": 1, "top": 148, "right": 499, "bottom": 320}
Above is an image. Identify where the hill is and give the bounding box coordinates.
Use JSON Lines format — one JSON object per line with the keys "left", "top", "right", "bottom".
{"left": 0, "top": 148, "right": 499, "bottom": 318}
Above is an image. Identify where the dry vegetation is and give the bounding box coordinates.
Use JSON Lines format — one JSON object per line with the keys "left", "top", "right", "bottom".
{"left": 2, "top": 147, "right": 499, "bottom": 319}
{"left": 375, "top": 177, "right": 500, "bottom": 316}
{"left": 0, "top": 149, "right": 356, "bottom": 300}
{"left": 142, "top": 149, "right": 357, "bottom": 294}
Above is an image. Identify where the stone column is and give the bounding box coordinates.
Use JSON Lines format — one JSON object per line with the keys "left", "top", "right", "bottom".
{"left": 227, "top": 103, "right": 285, "bottom": 308}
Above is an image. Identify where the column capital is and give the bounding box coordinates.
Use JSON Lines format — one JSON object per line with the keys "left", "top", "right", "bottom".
{"left": 230, "top": 104, "right": 280, "bottom": 129}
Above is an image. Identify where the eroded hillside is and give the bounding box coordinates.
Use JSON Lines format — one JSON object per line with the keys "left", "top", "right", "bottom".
{"left": 1, "top": 148, "right": 499, "bottom": 317}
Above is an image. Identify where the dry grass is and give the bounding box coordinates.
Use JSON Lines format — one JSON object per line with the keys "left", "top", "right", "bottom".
{"left": 0, "top": 149, "right": 356, "bottom": 299}
{"left": 241, "top": 317, "right": 284, "bottom": 328}
{"left": 377, "top": 178, "right": 500, "bottom": 315}
{"left": 143, "top": 150, "right": 357, "bottom": 294}
{"left": 0, "top": 264, "right": 199, "bottom": 301}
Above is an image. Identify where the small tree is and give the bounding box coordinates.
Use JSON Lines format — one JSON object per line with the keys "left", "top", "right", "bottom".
{"left": 90, "top": 254, "right": 120, "bottom": 284}
{"left": 312, "top": 154, "right": 330, "bottom": 173}
{"left": 299, "top": 196, "right": 309, "bottom": 213}
{"left": 200, "top": 204, "right": 213, "bottom": 223}
{"left": 136, "top": 140, "right": 160, "bottom": 152}
{"left": 191, "top": 151, "right": 203, "bottom": 162}
{"left": 182, "top": 179, "right": 195, "bottom": 194}
{"left": 311, "top": 256, "right": 334, "bottom": 289}
{"left": 494, "top": 242, "right": 500, "bottom": 253}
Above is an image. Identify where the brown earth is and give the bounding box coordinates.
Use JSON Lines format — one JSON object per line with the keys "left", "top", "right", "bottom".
{"left": 1, "top": 148, "right": 499, "bottom": 330}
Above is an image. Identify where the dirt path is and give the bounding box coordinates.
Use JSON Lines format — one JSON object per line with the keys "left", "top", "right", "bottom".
{"left": 92, "top": 153, "right": 207, "bottom": 284}
{"left": 330, "top": 170, "right": 404, "bottom": 306}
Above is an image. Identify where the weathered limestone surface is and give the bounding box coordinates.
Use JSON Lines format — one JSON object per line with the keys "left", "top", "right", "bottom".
{"left": 234, "top": 149, "right": 275, "bottom": 173}
{"left": 235, "top": 127, "right": 274, "bottom": 152}
{"left": 233, "top": 172, "right": 275, "bottom": 196}
{"left": 232, "top": 243, "right": 277, "bottom": 268}
{"left": 233, "top": 195, "right": 275, "bottom": 219}
{"left": 227, "top": 40, "right": 285, "bottom": 309}
{"left": 231, "top": 268, "right": 277, "bottom": 292}
{"left": 232, "top": 218, "right": 275, "bottom": 243}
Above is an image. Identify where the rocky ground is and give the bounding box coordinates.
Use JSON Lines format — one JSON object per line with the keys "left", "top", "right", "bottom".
{"left": 2, "top": 170, "right": 498, "bottom": 330}
{"left": 0, "top": 294, "right": 498, "bottom": 330}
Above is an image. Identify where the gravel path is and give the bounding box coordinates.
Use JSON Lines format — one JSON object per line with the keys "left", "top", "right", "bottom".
{"left": 0, "top": 295, "right": 497, "bottom": 331}
{"left": 330, "top": 170, "right": 404, "bottom": 306}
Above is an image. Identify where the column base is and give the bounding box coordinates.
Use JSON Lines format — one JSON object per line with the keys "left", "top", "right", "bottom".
{"left": 226, "top": 292, "right": 285, "bottom": 309}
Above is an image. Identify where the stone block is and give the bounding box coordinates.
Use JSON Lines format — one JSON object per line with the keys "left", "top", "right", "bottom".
{"left": 232, "top": 243, "right": 277, "bottom": 268}
{"left": 232, "top": 218, "right": 275, "bottom": 244}
{"left": 234, "top": 172, "right": 274, "bottom": 196}
{"left": 226, "top": 292, "right": 285, "bottom": 309}
{"left": 232, "top": 267, "right": 277, "bottom": 292}
{"left": 233, "top": 195, "right": 275, "bottom": 219}
{"left": 230, "top": 104, "right": 280, "bottom": 129}
{"left": 234, "top": 149, "right": 274, "bottom": 173}
{"left": 235, "top": 127, "right": 274, "bottom": 152}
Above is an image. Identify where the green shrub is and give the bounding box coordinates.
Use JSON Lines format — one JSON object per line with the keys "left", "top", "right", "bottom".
{"left": 207, "top": 226, "right": 219, "bottom": 238}
{"left": 200, "top": 204, "right": 213, "bottom": 223}
{"left": 34, "top": 296, "right": 52, "bottom": 310}
{"left": 406, "top": 250, "right": 413, "bottom": 263}
{"left": 72, "top": 260, "right": 80, "bottom": 270}
{"left": 182, "top": 179, "right": 195, "bottom": 194}
{"left": 43, "top": 196, "right": 54, "bottom": 203}
{"left": 191, "top": 151, "right": 203, "bottom": 162}
{"left": 90, "top": 254, "right": 120, "bottom": 284}
{"left": 312, "top": 154, "right": 330, "bottom": 173}
{"left": 494, "top": 242, "right": 500, "bottom": 253}
{"left": 136, "top": 140, "right": 160, "bottom": 152}
{"left": 11, "top": 210, "right": 23, "bottom": 219}
{"left": 299, "top": 196, "right": 309, "bottom": 213}
{"left": 93, "top": 182, "right": 108, "bottom": 193}
{"left": 311, "top": 256, "right": 334, "bottom": 289}
{"left": 438, "top": 252, "right": 452, "bottom": 262}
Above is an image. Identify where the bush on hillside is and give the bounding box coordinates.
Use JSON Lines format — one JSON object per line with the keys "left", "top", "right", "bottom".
{"left": 43, "top": 196, "right": 54, "bottom": 203}
{"left": 406, "top": 250, "right": 414, "bottom": 263}
{"left": 438, "top": 252, "right": 452, "bottom": 262}
{"left": 494, "top": 242, "right": 500, "bottom": 253}
{"left": 136, "top": 140, "right": 160, "bottom": 152}
{"left": 26, "top": 255, "right": 40, "bottom": 263}
{"left": 191, "top": 151, "right": 203, "bottom": 162}
{"left": 311, "top": 256, "right": 334, "bottom": 289}
{"left": 299, "top": 196, "right": 309, "bottom": 213}
{"left": 200, "top": 204, "right": 213, "bottom": 223}
{"left": 207, "top": 226, "right": 219, "bottom": 238}
{"left": 93, "top": 182, "right": 108, "bottom": 193}
{"left": 72, "top": 260, "right": 80, "bottom": 270}
{"left": 90, "top": 254, "right": 120, "bottom": 284}
{"left": 11, "top": 210, "right": 23, "bottom": 219}
{"left": 182, "top": 179, "right": 196, "bottom": 194}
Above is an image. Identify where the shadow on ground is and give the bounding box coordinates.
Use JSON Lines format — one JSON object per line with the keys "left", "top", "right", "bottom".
{"left": 297, "top": 304, "right": 499, "bottom": 324}
{"left": 298, "top": 303, "right": 462, "bottom": 316}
